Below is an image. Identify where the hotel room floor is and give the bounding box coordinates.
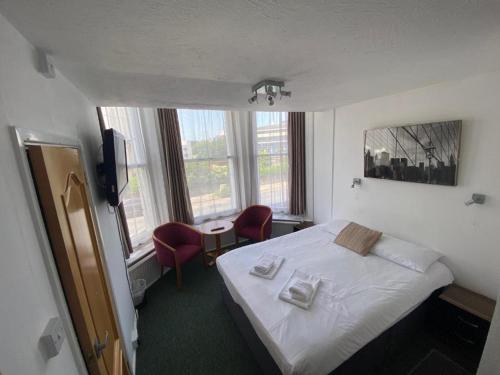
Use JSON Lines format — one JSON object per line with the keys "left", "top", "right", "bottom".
{"left": 136, "top": 250, "right": 479, "bottom": 375}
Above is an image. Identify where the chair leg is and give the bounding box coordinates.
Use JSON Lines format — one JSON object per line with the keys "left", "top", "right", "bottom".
{"left": 174, "top": 256, "right": 182, "bottom": 290}
{"left": 175, "top": 266, "right": 182, "bottom": 289}
{"left": 201, "top": 236, "right": 208, "bottom": 267}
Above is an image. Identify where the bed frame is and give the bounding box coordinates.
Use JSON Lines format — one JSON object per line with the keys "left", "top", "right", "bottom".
{"left": 221, "top": 281, "right": 443, "bottom": 375}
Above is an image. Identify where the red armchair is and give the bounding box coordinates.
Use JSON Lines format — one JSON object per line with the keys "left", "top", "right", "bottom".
{"left": 234, "top": 205, "right": 273, "bottom": 244}
{"left": 153, "top": 222, "right": 207, "bottom": 289}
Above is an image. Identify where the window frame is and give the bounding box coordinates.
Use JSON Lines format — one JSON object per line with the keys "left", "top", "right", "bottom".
{"left": 252, "top": 111, "right": 290, "bottom": 213}
{"left": 177, "top": 109, "right": 241, "bottom": 223}
{"left": 125, "top": 165, "right": 156, "bottom": 247}
{"left": 101, "top": 107, "right": 160, "bottom": 249}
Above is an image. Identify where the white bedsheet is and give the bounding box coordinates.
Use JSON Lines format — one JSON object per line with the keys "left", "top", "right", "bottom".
{"left": 216, "top": 225, "right": 453, "bottom": 375}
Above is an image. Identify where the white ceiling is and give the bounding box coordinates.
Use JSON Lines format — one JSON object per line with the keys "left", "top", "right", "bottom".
{"left": 1, "top": 0, "right": 500, "bottom": 111}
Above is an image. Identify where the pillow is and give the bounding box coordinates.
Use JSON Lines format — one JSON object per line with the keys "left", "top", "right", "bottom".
{"left": 371, "top": 234, "right": 442, "bottom": 273}
{"left": 322, "top": 219, "right": 351, "bottom": 236}
{"left": 334, "top": 222, "right": 382, "bottom": 256}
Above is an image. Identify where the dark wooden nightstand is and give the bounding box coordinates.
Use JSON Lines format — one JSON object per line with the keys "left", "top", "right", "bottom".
{"left": 434, "top": 284, "right": 495, "bottom": 355}
{"left": 293, "top": 221, "right": 315, "bottom": 232}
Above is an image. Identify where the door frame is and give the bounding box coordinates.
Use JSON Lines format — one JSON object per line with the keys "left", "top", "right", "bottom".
{"left": 10, "top": 126, "right": 130, "bottom": 374}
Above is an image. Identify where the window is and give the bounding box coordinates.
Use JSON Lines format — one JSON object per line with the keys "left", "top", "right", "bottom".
{"left": 101, "top": 107, "right": 158, "bottom": 247}
{"left": 177, "top": 109, "right": 239, "bottom": 220}
{"left": 255, "top": 112, "right": 289, "bottom": 212}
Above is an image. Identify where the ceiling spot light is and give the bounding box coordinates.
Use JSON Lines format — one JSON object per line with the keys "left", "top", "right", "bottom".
{"left": 280, "top": 90, "right": 291, "bottom": 98}
{"left": 248, "top": 94, "right": 258, "bottom": 104}
{"left": 248, "top": 80, "right": 291, "bottom": 106}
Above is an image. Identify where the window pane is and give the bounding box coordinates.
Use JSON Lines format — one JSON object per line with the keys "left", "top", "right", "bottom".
{"left": 178, "top": 109, "right": 239, "bottom": 219}
{"left": 101, "top": 107, "right": 157, "bottom": 247}
{"left": 257, "top": 154, "right": 289, "bottom": 211}
{"left": 121, "top": 167, "right": 156, "bottom": 241}
{"left": 178, "top": 110, "right": 230, "bottom": 159}
{"left": 255, "top": 112, "right": 289, "bottom": 211}
{"left": 101, "top": 107, "right": 147, "bottom": 166}
{"left": 185, "top": 159, "right": 236, "bottom": 218}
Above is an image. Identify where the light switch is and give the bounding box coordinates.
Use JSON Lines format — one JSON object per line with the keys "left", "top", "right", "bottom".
{"left": 40, "top": 317, "right": 65, "bottom": 358}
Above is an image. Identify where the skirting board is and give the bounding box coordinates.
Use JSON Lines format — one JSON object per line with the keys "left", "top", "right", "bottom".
{"left": 131, "top": 314, "right": 138, "bottom": 374}
{"left": 127, "top": 239, "right": 251, "bottom": 289}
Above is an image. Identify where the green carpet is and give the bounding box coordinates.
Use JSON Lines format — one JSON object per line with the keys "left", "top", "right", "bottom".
{"left": 136, "top": 254, "right": 262, "bottom": 375}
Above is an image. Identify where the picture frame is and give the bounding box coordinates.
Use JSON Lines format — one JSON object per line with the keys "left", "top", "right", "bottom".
{"left": 364, "top": 120, "right": 462, "bottom": 186}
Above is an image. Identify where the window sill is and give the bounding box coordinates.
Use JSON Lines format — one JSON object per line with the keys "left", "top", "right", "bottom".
{"left": 193, "top": 210, "right": 240, "bottom": 225}
{"left": 272, "top": 213, "right": 307, "bottom": 223}
{"left": 127, "top": 240, "right": 155, "bottom": 268}
{"left": 194, "top": 211, "right": 307, "bottom": 225}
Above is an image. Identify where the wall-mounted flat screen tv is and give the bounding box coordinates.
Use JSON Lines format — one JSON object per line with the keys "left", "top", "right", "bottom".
{"left": 364, "top": 120, "right": 461, "bottom": 186}
{"left": 103, "top": 128, "right": 128, "bottom": 206}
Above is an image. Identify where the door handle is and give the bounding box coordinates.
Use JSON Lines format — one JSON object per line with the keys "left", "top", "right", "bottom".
{"left": 94, "top": 331, "right": 109, "bottom": 358}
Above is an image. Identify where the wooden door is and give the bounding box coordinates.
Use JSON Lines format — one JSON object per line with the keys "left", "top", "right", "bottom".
{"left": 27, "top": 144, "right": 128, "bottom": 375}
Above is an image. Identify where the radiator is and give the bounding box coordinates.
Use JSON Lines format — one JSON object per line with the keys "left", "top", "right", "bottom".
{"left": 127, "top": 251, "right": 164, "bottom": 289}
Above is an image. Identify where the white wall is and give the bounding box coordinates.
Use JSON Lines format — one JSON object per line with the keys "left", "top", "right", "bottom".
{"left": 333, "top": 72, "right": 500, "bottom": 299}
{"left": 312, "top": 111, "right": 335, "bottom": 223}
{"left": 0, "top": 13, "right": 135, "bottom": 374}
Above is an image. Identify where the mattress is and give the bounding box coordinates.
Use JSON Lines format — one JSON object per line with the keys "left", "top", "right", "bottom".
{"left": 216, "top": 225, "right": 453, "bottom": 375}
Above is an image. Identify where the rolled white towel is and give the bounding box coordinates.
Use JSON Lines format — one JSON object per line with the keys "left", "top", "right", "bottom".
{"left": 289, "top": 279, "right": 314, "bottom": 302}
{"left": 253, "top": 257, "right": 274, "bottom": 275}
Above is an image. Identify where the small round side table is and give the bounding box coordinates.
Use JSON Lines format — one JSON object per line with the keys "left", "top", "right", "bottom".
{"left": 198, "top": 219, "right": 234, "bottom": 266}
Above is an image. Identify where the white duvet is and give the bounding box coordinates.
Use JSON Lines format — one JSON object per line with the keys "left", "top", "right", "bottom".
{"left": 216, "top": 225, "right": 453, "bottom": 375}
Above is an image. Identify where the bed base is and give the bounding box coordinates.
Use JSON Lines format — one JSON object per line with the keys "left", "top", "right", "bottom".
{"left": 221, "top": 281, "right": 442, "bottom": 375}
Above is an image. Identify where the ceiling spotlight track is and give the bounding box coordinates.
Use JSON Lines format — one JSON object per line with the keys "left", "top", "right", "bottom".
{"left": 248, "top": 79, "right": 291, "bottom": 106}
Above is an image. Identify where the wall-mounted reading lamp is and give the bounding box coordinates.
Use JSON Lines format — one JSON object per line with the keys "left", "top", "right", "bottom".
{"left": 465, "top": 193, "right": 485, "bottom": 206}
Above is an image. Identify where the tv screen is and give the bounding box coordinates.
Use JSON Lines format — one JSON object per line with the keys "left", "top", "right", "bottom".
{"left": 103, "top": 128, "right": 128, "bottom": 206}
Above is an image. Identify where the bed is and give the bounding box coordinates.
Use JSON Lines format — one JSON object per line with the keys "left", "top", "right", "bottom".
{"left": 216, "top": 222, "right": 453, "bottom": 375}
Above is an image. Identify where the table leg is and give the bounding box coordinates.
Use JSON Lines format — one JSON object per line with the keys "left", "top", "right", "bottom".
{"left": 207, "top": 234, "right": 222, "bottom": 267}
{"left": 215, "top": 234, "right": 221, "bottom": 258}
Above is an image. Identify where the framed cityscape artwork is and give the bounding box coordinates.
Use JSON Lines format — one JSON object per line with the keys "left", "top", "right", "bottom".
{"left": 364, "top": 120, "right": 461, "bottom": 186}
